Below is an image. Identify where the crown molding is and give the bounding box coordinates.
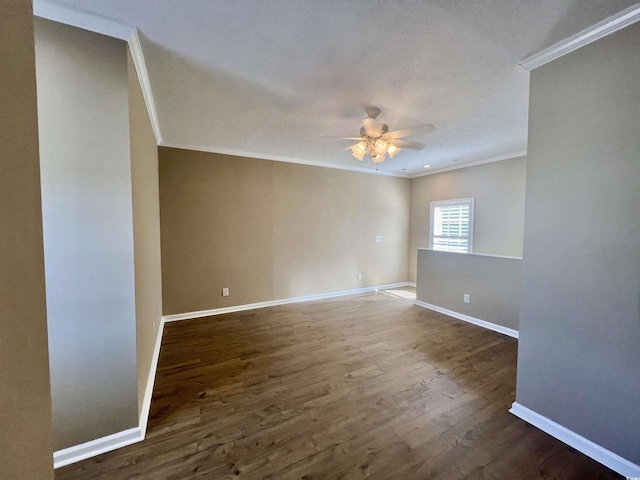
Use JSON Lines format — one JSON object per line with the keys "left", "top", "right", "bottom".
{"left": 33, "top": 0, "right": 163, "bottom": 144}
{"left": 410, "top": 150, "right": 527, "bottom": 178}
{"left": 128, "top": 29, "right": 162, "bottom": 144}
{"left": 159, "top": 141, "right": 411, "bottom": 178}
{"left": 33, "top": 0, "right": 131, "bottom": 40}
{"left": 519, "top": 4, "right": 640, "bottom": 71}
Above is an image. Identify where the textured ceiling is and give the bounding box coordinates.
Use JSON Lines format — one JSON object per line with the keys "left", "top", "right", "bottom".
{"left": 50, "top": 0, "right": 638, "bottom": 175}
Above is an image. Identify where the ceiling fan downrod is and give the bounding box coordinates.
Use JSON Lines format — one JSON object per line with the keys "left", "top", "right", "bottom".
{"left": 365, "top": 106, "right": 382, "bottom": 120}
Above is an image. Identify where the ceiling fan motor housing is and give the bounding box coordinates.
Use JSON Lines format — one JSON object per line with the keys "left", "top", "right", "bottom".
{"left": 365, "top": 106, "right": 383, "bottom": 119}
{"left": 360, "top": 124, "right": 388, "bottom": 138}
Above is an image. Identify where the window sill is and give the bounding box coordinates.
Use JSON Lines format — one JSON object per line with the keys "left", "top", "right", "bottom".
{"left": 417, "top": 248, "right": 522, "bottom": 261}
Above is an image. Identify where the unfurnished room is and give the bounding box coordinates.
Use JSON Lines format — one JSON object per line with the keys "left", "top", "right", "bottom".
{"left": 1, "top": 1, "right": 639, "bottom": 479}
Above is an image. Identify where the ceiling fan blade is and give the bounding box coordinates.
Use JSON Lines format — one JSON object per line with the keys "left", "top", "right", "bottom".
{"left": 387, "top": 123, "right": 435, "bottom": 139}
{"left": 391, "top": 139, "right": 427, "bottom": 150}
{"left": 323, "top": 136, "right": 364, "bottom": 141}
{"left": 362, "top": 118, "right": 385, "bottom": 137}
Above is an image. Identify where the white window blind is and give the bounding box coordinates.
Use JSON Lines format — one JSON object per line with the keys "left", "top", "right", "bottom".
{"left": 429, "top": 198, "right": 474, "bottom": 253}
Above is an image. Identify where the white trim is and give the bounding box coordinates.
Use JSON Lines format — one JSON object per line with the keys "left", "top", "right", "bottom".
{"left": 128, "top": 29, "right": 163, "bottom": 144}
{"left": 35, "top": 3, "right": 163, "bottom": 467}
{"left": 163, "top": 282, "right": 415, "bottom": 322}
{"left": 417, "top": 248, "right": 522, "bottom": 261}
{"left": 159, "top": 141, "right": 410, "bottom": 178}
{"left": 429, "top": 197, "right": 475, "bottom": 253}
{"left": 33, "top": 0, "right": 132, "bottom": 40}
{"left": 519, "top": 4, "right": 640, "bottom": 71}
{"left": 53, "top": 283, "right": 414, "bottom": 467}
{"left": 410, "top": 151, "right": 527, "bottom": 178}
{"left": 33, "top": 1, "right": 164, "bottom": 145}
{"left": 54, "top": 317, "right": 165, "bottom": 468}
{"left": 414, "top": 300, "right": 519, "bottom": 339}
{"left": 53, "top": 427, "right": 143, "bottom": 469}
{"left": 138, "top": 317, "right": 165, "bottom": 435}
{"left": 509, "top": 402, "right": 640, "bottom": 477}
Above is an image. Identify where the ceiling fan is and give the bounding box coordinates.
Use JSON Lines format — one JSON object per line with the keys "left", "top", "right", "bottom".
{"left": 341, "top": 107, "right": 435, "bottom": 167}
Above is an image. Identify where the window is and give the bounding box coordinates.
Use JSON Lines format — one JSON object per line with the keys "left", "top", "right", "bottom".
{"left": 429, "top": 198, "right": 474, "bottom": 253}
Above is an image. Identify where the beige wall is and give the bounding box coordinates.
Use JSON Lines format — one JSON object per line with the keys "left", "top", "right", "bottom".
{"left": 408, "top": 157, "right": 527, "bottom": 282}
{"left": 516, "top": 22, "right": 640, "bottom": 466}
{"left": 128, "top": 51, "right": 163, "bottom": 416}
{"left": 35, "top": 19, "right": 138, "bottom": 450}
{"left": 416, "top": 249, "right": 521, "bottom": 331}
{"left": 0, "top": 2, "right": 54, "bottom": 478}
{"left": 159, "top": 148, "right": 410, "bottom": 315}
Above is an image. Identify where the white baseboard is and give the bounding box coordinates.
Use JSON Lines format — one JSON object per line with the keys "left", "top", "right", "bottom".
{"left": 54, "top": 319, "right": 165, "bottom": 469}
{"left": 413, "top": 300, "right": 519, "bottom": 339}
{"left": 510, "top": 402, "right": 640, "bottom": 477}
{"left": 54, "top": 282, "right": 414, "bottom": 468}
{"left": 162, "top": 282, "right": 415, "bottom": 322}
{"left": 138, "top": 317, "right": 166, "bottom": 435}
{"left": 53, "top": 427, "right": 143, "bottom": 469}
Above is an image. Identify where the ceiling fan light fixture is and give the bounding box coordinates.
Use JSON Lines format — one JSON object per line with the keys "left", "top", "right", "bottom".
{"left": 351, "top": 142, "right": 366, "bottom": 161}
{"left": 344, "top": 107, "right": 433, "bottom": 167}
{"left": 374, "top": 139, "right": 388, "bottom": 155}
{"left": 387, "top": 143, "right": 400, "bottom": 158}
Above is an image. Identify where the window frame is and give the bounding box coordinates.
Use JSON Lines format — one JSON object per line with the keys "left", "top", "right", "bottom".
{"left": 429, "top": 197, "right": 475, "bottom": 253}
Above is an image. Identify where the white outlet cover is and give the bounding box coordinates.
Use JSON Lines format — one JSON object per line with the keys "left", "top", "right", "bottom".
{"left": 375, "top": 235, "right": 382, "bottom": 242}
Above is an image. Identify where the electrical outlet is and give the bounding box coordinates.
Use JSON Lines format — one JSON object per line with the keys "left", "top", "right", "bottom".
{"left": 357, "top": 273, "right": 362, "bottom": 280}
{"left": 375, "top": 235, "right": 382, "bottom": 242}
{"left": 222, "top": 287, "right": 229, "bottom": 297}
{"left": 463, "top": 294, "right": 470, "bottom": 303}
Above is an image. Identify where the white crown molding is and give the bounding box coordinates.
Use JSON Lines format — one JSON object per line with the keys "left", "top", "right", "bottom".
{"left": 128, "top": 29, "right": 163, "bottom": 144}
{"left": 33, "top": 1, "right": 163, "bottom": 145}
{"left": 159, "top": 141, "right": 411, "bottom": 178}
{"left": 162, "top": 282, "right": 415, "bottom": 323}
{"left": 53, "top": 427, "right": 143, "bottom": 469}
{"left": 33, "top": 0, "right": 132, "bottom": 40}
{"left": 519, "top": 4, "right": 640, "bottom": 71}
{"left": 409, "top": 151, "right": 527, "bottom": 178}
{"left": 510, "top": 402, "right": 640, "bottom": 477}
{"left": 414, "top": 300, "right": 519, "bottom": 339}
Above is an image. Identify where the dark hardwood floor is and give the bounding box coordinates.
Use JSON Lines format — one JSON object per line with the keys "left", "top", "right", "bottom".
{"left": 56, "top": 288, "right": 622, "bottom": 479}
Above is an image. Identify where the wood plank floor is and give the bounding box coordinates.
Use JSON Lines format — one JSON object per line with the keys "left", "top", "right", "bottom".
{"left": 56, "top": 288, "right": 622, "bottom": 479}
